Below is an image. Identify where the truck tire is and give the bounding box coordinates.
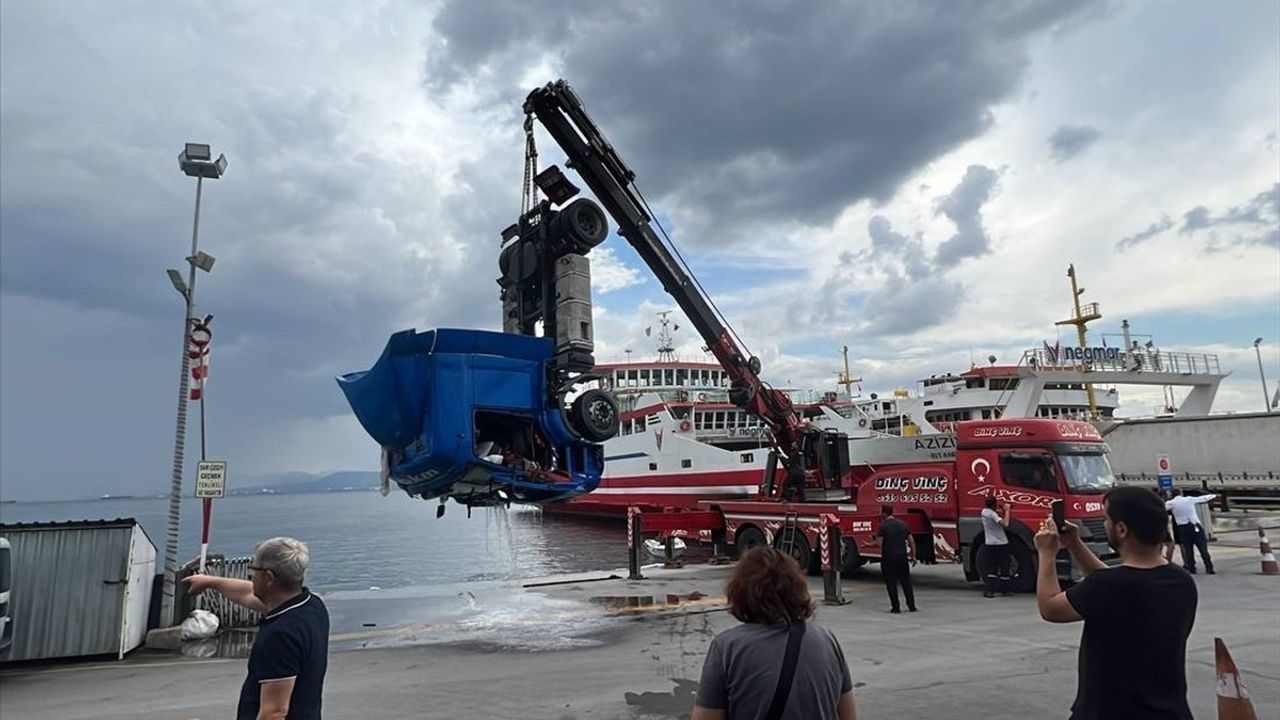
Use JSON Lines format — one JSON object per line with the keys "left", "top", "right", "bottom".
{"left": 775, "top": 528, "right": 815, "bottom": 574}
{"left": 735, "top": 526, "right": 767, "bottom": 555}
{"left": 570, "top": 390, "right": 619, "bottom": 442}
{"left": 839, "top": 537, "right": 864, "bottom": 577}
{"left": 1008, "top": 539, "right": 1036, "bottom": 594}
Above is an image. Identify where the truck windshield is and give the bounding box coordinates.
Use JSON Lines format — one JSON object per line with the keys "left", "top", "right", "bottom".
{"left": 1058, "top": 453, "right": 1116, "bottom": 495}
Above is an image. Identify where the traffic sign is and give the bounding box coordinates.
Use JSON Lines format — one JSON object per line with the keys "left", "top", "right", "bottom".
{"left": 195, "top": 460, "right": 227, "bottom": 498}
{"left": 1156, "top": 454, "right": 1173, "bottom": 490}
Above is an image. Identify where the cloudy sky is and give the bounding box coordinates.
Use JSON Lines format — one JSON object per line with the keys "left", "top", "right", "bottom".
{"left": 1, "top": 1, "right": 1277, "bottom": 500}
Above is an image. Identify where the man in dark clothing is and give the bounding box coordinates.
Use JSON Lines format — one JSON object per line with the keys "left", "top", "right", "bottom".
{"left": 1035, "top": 486, "right": 1197, "bottom": 720}
{"left": 875, "top": 505, "right": 917, "bottom": 613}
{"left": 186, "top": 537, "right": 329, "bottom": 719}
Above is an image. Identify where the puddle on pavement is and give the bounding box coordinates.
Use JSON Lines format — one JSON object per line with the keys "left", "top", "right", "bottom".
{"left": 179, "top": 629, "right": 257, "bottom": 659}
{"left": 624, "top": 678, "right": 699, "bottom": 719}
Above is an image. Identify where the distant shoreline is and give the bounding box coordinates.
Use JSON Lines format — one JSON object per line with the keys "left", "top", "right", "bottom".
{"left": 1, "top": 486, "right": 382, "bottom": 505}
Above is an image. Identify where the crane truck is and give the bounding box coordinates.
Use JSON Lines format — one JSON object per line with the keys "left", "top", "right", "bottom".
{"left": 515, "top": 80, "right": 1118, "bottom": 591}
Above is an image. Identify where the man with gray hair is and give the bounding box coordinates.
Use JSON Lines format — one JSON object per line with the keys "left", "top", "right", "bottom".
{"left": 185, "top": 537, "right": 329, "bottom": 719}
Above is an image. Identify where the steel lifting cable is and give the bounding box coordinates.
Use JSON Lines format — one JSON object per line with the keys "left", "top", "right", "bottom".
{"left": 521, "top": 113, "right": 539, "bottom": 217}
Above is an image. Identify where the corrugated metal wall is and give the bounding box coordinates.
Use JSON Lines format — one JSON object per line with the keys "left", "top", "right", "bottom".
{"left": 0, "top": 522, "right": 134, "bottom": 661}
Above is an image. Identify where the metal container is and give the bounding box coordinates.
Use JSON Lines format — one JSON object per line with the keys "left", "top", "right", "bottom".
{"left": 0, "top": 518, "right": 156, "bottom": 661}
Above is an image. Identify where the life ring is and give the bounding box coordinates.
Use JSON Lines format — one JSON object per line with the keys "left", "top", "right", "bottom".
{"left": 697, "top": 393, "right": 708, "bottom": 402}
{"left": 858, "top": 418, "right": 868, "bottom": 428}
{"left": 679, "top": 420, "right": 692, "bottom": 432}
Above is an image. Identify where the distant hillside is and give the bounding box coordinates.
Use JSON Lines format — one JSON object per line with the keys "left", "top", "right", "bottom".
{"left": 230, "top": 470, "right": 380, "bottom": 495}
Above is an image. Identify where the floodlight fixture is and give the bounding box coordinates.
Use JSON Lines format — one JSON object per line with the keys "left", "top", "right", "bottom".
{"left": 179, "top": 143, "right": 228, "bottom": 179}
{"left": 1255, "top": 337, "right": 1264, "bottom": 347}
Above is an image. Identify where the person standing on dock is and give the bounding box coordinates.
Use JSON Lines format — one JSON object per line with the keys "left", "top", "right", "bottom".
{"left": 185, "top": 537, "right": 329, "bottom": 720}
{"left": 1033, "top": 486, "right": 1198, "bottom": 720}
{"left": 1165, "top": 488, "right": 1217, "bottom": 574}
{"left": 692, "top": 547, "right": 856, "bottom": 720}
{"left": 875, "top": 505, "right": 917, "bottom": 613}
{"left": 980, "top": 495, "right": 1013, "bottom": 598}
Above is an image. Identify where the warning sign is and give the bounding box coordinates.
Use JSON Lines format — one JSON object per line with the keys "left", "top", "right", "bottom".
{"left": 1156, "top": 454, "right": 1173, "bottom": 490}
{"left": 196, "top": 461, "right": 227, "bottom": 498}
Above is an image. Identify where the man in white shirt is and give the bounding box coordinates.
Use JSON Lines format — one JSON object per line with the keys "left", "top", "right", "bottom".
{"left": 980, "top": 495, "right": 1013, "bottom": 597}
{"left": 1165, "top": 488, "right": 1216, "bottom": 574}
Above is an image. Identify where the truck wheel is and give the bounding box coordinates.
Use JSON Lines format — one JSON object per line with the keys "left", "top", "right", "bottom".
{"left": 839, "top": 538, "right": 864, "bottom": 577}
{"left": 776, "top": 528, "right": 815, "bottom": 574}
{"left": 1008, "top": 540, "right": 1036, "bottom": 594}
{"left": 735, "top": 526, "right": 767, "bottom": 555}
{"left": 570, "top": 390, "right": 619, "bottom": 442}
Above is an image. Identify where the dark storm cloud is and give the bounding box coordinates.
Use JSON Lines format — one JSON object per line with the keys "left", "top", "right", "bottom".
{"left": 428, "top": 0, "right": 1095, "bottom": 242}
{"left": 1117, "top": 184, "right": 1279, "bottom": 252}
{"left": 933, "top": 165, "right": 1001, "bottom": 267}
{"left": 1048, "top": 124, "right": 1102, "bottom": 162}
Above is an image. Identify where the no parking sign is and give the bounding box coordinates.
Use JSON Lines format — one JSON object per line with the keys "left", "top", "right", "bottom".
{"left": 1156, "top": 454, "right": 1173, "bottom": 490}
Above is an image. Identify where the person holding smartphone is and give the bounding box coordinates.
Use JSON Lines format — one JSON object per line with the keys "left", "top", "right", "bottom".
{"left": 1033, "top": 487, "right": 1197, "bottom": 720}
{"left": 979, "top": 495, "right": 1013, "bottom": 598}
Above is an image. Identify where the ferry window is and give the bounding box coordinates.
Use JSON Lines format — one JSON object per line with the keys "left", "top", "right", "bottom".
{"left": 677, "top": 368, "right": 689, "bottom": 386}
{"left": 741, "top": 453, "right": 754, "bottom": 463}
{"left": 665, "top": 369, "right": 675, "bottom": 386}
{"left": 714, "top": 412, "right": 726, "bottom": 430}
{"left": 982, "top": 409, "right": 992, "bottom": 419}
{"left": 646, "top": 414, "right": 660, "bottom": 427}
{"left": 966, "top": 378, "right": 985, "bottom": 389}
{"left": 1000, "top": 453, "right": 1060, "bottom": 492}
{"left": 649, "top": 462, "right": 658, "bottom": 471}
{"left": 640, "top": 369, "right": 651, "bottom": 386}
{"left": 681, "top": 459, "right": 692, "bottom": 469}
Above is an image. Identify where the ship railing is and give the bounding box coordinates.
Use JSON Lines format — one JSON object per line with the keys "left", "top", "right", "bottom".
{"left": 1021, "top": 348, "right": 1221, "bottom": 376}
{"left": 1116, "top": 471, "right": 1280, "bottom": 492}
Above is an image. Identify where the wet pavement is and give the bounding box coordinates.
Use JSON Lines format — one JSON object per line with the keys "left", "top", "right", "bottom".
{"left": 2, "top": 539, "right": 1278, "bottom": 719}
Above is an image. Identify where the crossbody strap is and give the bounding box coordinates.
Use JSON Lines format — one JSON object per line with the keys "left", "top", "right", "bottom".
{"left": 763, "top": 620, "right": 805, "bottom": 720}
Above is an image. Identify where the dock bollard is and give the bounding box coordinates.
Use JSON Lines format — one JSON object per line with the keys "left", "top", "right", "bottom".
{"left": 820, "top": 514, "right": 850, "bottom": 606}
{"left": 1258, "top": 527, "right": 1279, "bottom": 575}
{"left": 664, "top": 535, "right": 683, "bottom": 568}
{"left": 627, "top": 506, "right": 644, "bottom": 581}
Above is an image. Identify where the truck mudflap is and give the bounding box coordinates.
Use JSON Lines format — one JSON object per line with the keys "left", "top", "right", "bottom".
{"left": 337, "top": 328, "right": 604, "bottom": 506}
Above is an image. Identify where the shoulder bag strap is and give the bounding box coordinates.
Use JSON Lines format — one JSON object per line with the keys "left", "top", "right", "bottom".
{"left": 763, "top": 620, "right": 805, "bottom": 720}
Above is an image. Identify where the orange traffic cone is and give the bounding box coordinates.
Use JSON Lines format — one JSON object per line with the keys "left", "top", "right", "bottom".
{"left": 1215, "top": 638, "right": 1258, "bottom": 720}
{"left": 1258, "top": 527, "right": 1279, "bottom": 575}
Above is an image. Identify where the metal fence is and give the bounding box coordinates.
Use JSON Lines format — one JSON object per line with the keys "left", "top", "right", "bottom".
{"left": 1116, "top": 471, "right": 1280, "bottom": 492}
{"left": 176, "top": 555, "right": 261, "bottom": 629}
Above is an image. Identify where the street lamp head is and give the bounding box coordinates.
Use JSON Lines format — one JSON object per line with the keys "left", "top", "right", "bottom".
{"left": 166, "top": 268, "right": 189, "bottom": 298}
{"left": 1255, "top": 337, "right": 1264, "bottom": 346}
{"left": 188, "top": 251, "right": 216, "bottom": 273}
{"left": 179, "top": 144, "right": 228, "bottom": 179}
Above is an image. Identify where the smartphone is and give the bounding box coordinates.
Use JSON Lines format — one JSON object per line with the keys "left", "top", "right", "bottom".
{"left": 1051, "top": 499, "right": 1067, "bottom": 532}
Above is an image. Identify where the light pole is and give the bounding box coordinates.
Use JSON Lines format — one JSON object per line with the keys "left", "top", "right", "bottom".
{"left": 159, "top": 144, "right": 227, "bottom": 628}
{"left": 1254, "top": 338, "right": 1270, "bottom": 414}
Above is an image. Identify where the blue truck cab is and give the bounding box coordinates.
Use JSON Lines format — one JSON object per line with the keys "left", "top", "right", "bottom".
{"left": 338, "top": 327, "right": 614, "bottom": 506}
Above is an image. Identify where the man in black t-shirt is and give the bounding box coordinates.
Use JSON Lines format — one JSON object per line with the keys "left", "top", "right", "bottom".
{"left": 185, "top": 537, "right": 329, "bottom": 719}
{"left": 1034, "top": 486, "right": 1197, "bottom": 720}
{"left": 875, "top": 505, "right": 918, "bottom": 614}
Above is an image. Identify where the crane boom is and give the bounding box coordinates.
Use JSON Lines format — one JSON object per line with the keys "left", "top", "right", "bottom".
{"left": 523, "top": 80, "right": 846, "bottom": 498}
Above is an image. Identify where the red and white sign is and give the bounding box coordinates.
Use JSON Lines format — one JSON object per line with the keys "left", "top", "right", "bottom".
{"left": 1157, "top": 454, "right": 1172, "bottom": 474}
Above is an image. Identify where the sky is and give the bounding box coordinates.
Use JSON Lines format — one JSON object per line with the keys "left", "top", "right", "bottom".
{"left": 1, "top": 1, "right": 1277, "bottom": 501}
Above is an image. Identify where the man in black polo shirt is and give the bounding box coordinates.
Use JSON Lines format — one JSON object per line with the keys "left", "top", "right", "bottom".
{"left": 1034, "top": 486, "right": 1197, "bottom": 720}
{"left": 185, "top": 537, "right": 329, "bottom": 719}
{"left": 875, "top": 505, "right": 918, "bottom": 613}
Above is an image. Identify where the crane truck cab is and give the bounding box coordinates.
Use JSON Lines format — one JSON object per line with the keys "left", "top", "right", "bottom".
{"left": 852, "top": 418, "right": 1116, "bottom": 591}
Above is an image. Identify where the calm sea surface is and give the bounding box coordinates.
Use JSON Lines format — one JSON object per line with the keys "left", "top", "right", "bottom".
{"left": 0, "top": 492, "right": 630, "bottom": 594}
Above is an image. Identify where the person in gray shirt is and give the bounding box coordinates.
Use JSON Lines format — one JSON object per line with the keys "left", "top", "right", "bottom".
{"left": 693, "top": 547, "right": 856, "bottom": 720}
{"left": 980, "top": 495, "right": 1013, "bottom": 597}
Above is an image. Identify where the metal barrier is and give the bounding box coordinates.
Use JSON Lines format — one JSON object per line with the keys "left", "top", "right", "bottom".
{"left": 176, "top": 555, "right": 261, "bottom": 629}
{"left": 1116, "top": 472, "right": 1280, "bottom": 492}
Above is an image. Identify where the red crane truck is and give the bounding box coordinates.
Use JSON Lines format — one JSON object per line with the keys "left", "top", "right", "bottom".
{"left": 519, "top": 81, "right": 1117, "bottom": 591}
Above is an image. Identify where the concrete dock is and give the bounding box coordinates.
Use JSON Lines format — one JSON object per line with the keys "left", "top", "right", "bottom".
{"left": 3, "top": 533, "right": 1278, "bottom": 719}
